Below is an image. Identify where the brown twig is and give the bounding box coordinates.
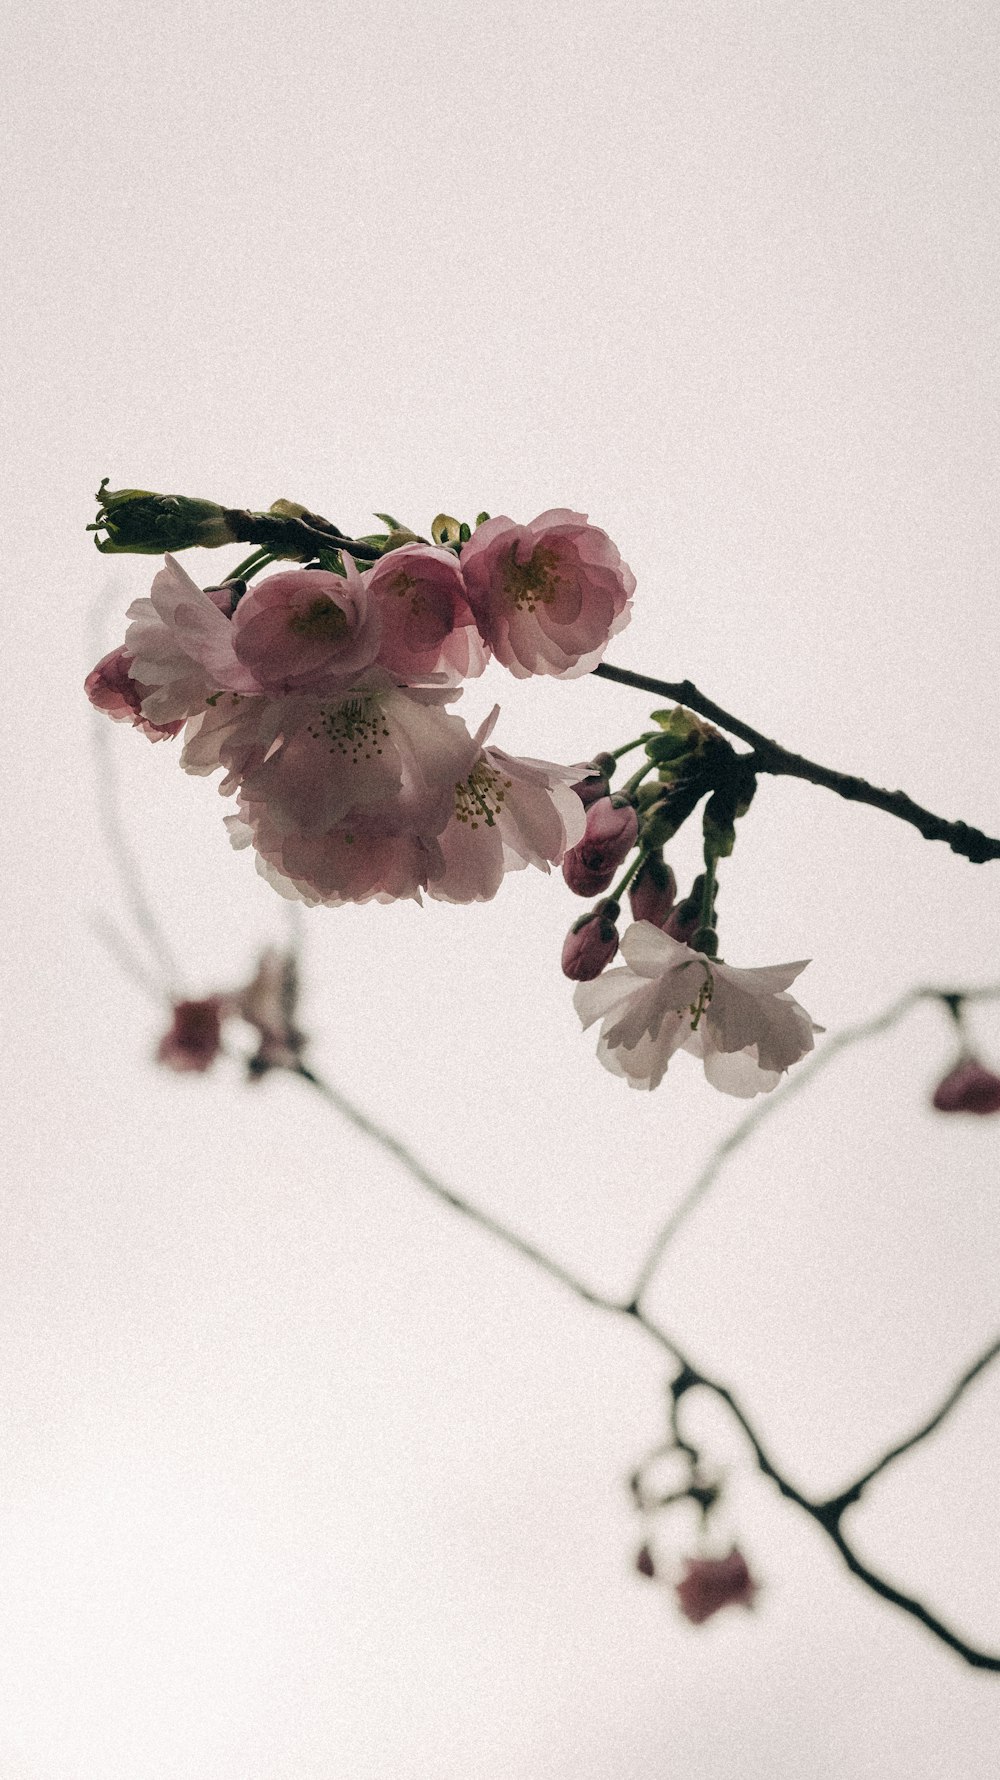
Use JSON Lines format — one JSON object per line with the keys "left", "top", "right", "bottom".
{"left": 592, "top": 663, "right": 1000, "bottom": 864}
{"left": 294, "top": 1060, "right": 1000, "bottom": 1671}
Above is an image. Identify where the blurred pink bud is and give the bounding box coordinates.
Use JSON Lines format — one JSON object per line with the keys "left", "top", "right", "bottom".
{"left": 675, "top": 1548, "right": 758, "bottom": 1625}
{"left": 629, "top": 856, "right": 677, "bottom": 926}
{"left": 156, "top": 998, "right": 224, "bottom": 1072}
{"left": 562, "top": 798, "right": 638, "bottom": 896}
{"left": 561, "top": 902, "right": 620, "bottom": 981}
{"left": 84, "top": 646, "right": 184, "bottom": 741}
{"left": 635, "top": 1543, "right": 656, "bottom": 1580}
{"left": 932, "top": 1057, "right": 1000, "bottom": 1115}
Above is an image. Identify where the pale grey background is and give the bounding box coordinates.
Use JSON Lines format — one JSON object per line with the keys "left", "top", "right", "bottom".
{"left": 2, "top": 1, "right": 999, "bottom": 1774}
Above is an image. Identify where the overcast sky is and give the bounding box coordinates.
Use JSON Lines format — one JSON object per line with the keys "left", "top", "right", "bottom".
{"left": 3, "top": 1, "right": 1000, "bottom": 1775}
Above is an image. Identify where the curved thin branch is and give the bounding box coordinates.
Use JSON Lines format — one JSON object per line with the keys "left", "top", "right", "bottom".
{"left": 592, "top": 663, "right": 1000, "bottom": 864}
{"left": 295, "top": 1062, "right": 1000, "bottom": 1671}
{"left": 630, "top": 982, "right": 1000, "bottom": 1301}
{"left": 842, "top": 1335, "right": 1000, "bottom": 1500}
{"left": 296, "top": 1067, "right": 618, "bottom": 1313}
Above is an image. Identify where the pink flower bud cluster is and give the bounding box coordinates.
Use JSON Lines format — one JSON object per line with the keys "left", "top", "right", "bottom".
{"left": 85, "top": 510, "right": 635, "bottom": 906}
{"left": 560, "top": 811, "right": 681, "bottom": 984}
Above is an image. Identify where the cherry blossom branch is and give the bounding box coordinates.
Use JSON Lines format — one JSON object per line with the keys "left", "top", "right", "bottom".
{"left": 628, "top": 981, "right": 1000, "bottom": 1302}
{"left": 649, "top": 1331, "right": 1000, "bottom": 1671}
{"left": 293, "top": 1060, "right": 1000, "bottom": 1670}
{"left": 592, "top": 664, "right": 1000, "bottom": 864}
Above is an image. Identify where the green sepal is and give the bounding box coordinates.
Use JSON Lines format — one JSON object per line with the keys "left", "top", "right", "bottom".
{"left": 89, "top": 480, "right": 239, "bottom": 553}
{"left": 431, "top": 513, "right": 462, "bottom": 546}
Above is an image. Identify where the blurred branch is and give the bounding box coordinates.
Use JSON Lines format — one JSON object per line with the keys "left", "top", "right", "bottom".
{"left": 593, "top": 663, "right": 1000, "bottom": 864}
{"left": 86, "top": 594, "right": 184, "bottom": 996}
{"left": 296, "top": 1061, "right": 1000, "bottom": 1671}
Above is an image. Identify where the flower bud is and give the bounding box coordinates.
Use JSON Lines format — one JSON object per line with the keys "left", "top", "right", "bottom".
{"left": 675, "top": 1548, "right": 757, "bottom": 1625}
{"left": 702, "top": 789, "right": 736, "bottom": 858}
{"left": 156, "top": 998, "right": 224, "bottom": 1072}
{"left": 635, "top": 1544, "right": 656, "bottom": 1580}
{"left": 562, "top": 798, "right": 639, "bottom": 896}
{"left": 570, "top": 761, "right": 614, "bottom": 809}
{"left": 639, "top": 776, "right": 706, "bottom": 848}
{"left": 931, "top": 1056, "right": 1000, "bottom": 1115}
{"left": 664, "top": 897, "right": 701, "bottom": 945}
{"left": 89, "top": 480, "right": 239, "bottom": 554}
{"left": 561, "top": 900, "right": 620, "bottom": 981}
{"left": 628, "top": 855, "right": 677, "bottom": 926}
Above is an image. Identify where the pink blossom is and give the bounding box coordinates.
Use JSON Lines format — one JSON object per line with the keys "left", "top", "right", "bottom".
{"left": 124, "top": 555, "right": 258, "bottom": 726}
{"left": 561, "top": 904, "right": 620, "bottom": 981}
{"left": 84, "top": 645, "right": 183, "bottom": 741}
{"left": 427, "top": 713, "right": 587, "bottom": 904}
{"left": 932, "top": 1056, "right": 1000, "bottom": 1115}
{"left": 156, "top": 998, "right": 224, "bottom": 1072}
{"left": 575, "top": 922, "right": 820, "bottom": 1095}
{"left": 366, "top": 543, "right": 489, "bottom": 683}
{"left": 675, "top": 1548, "right": 758, "bottom": 1625}
{"left": 182, "top": 677, "right": 479, "bottom": 842}
{"left": 230, "top": 559, "right": 381, "bottom": 695}
{"left": 227, "top": 797, "right": 444, "bottom": 907}
{"left": 562, "top": 798, "right": 638, "bottom": 896}
{"left": 459, "top": 509, "right": 634, "bottom": 678}
{"left": 628, "top": 856, "right": 677, "bottom": 926}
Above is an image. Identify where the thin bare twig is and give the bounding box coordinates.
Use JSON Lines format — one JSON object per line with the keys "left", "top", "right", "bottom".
{"left": 592, "top": 663, "right": 1000, "bottom": 864}
{"left": 294, "top": 1058, "right": 1000, "bottom": 1670}
{"left": 629, "top": 982, "right": 1000, "bottom": 1302}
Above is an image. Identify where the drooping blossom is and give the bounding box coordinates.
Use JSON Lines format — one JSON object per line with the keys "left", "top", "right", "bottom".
{"left": 365, "top": 543, "right": 489, "bottom": 683}
{"left": 426, "top": 710, "right": 588, "bottom": 904}
{"left": 156, "top": 998, "right": 225, "bottom": 1072}
{"left": 561, "top": 903, "right": 620, "bottom": 981}
{"left": 562, "top": 797, "right": 638, "bottom": 897}
{"left": 628, "top": 855, "right": 677, "bottom": 927}
{"left": 459, "top": 509, "right": 634, "bottom": 677}
{"left": 84, "top": 645, "right": 183, "bottom": 741}
{"left": 229, "top": 559, "right": 381, "bottom": 695}
{"left": 675, "top": 1548, "right": 758, "bottom": 1625}
{"left": 574, "top": 922, "right": 819, "bottom": 1095}
{"left": 183, "top": 676, "right": 479, "bottom": 843}
{"left": 931, "top": 1056, "right": 1000, "bottom": 1115}
{"left": 122, "top": 554, "right": 258, "bottom": 726}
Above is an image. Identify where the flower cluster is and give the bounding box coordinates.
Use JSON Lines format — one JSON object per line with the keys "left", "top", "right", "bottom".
{"left": 559, "top": 716, "right": 820, "bottom": 1097}
{"left": 86, "top": 509, "right": 634, "bottom": 905}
